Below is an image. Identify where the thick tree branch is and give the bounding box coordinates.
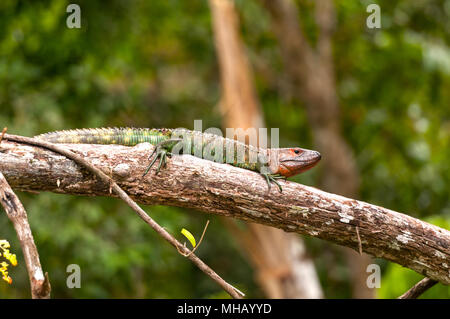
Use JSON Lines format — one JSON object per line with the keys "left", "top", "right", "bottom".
{"left": 0, "top": 138, "right": 449, "bottom": 285}
{"left": 0, "top": 171, "right": 51, "bottom": 298}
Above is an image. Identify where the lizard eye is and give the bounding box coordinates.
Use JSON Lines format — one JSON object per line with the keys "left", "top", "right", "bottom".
{"left": 294, "top": 149, "right": 301, "bottom": 155}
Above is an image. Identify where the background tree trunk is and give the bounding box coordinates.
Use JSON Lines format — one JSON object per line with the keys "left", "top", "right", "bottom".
{"left": 262, "top": 0, "right": 374, "bottom": 298}
{"left": 209, "top": 0, "right": 323, "bottom": 298}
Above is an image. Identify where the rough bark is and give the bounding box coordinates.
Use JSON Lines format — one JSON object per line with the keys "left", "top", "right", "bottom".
{"left": 209, "top": 0, "right": 323, "bottom": 298}
{"left": 1, "top": 140, "right": 449, "bottom": 285}
{"left": 262, "top": 0, "right": 374, "bottom": 297}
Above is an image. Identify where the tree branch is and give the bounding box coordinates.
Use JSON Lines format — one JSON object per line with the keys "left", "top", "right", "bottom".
{"left": 1, "top": 136, "right": 450, "bottom": 285}
{"left": 398, "top": 277, "right": 438, "bottom": 299}
{"left": 1, "top": 134, "right": 243, "bottom": 299}
{"left": 0, "top": 171, "right": 51, "bottom": 298}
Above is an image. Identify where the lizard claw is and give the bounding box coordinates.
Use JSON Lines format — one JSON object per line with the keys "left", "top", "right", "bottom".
{"left": 143, "top": 138, "right": 181, "bottom": 177}
{"left": 261, "top": 173, "right": 283, "bottom": 193}
{"left": 143, "top": 148, "right": 169, "bottom": 177}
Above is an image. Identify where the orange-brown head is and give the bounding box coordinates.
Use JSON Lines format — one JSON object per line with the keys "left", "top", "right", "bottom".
{"left": 275, "top": 148, "right": 321, "bottom": 177}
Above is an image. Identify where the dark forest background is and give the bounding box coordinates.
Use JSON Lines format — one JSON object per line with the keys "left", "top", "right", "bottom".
{"left": 0, "top": 0, "right": 449, "bottom": 298}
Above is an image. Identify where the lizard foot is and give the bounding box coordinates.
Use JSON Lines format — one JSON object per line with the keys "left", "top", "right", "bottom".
{"left": 261, "top": 173, "right": 285, "bottom": 193}
{"left": 142, "top": 138, "right": 181, "bottom": 177}
{"left": 143, "top": 148, "right": 169, "bottom": 176}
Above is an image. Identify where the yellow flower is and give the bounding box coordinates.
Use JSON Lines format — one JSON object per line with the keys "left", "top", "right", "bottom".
{"left": 0, "top": 240, "right": 10, "bottom": 249}
{"left": 0, "top": 239, "right": 17, "bottom": 285}
{"left": 2, "top": 250, "right": 17, "bottom": 266}
{"left": 0, "top": 265, "right": 12, "bottom": 284}
{"left": 9, "top": 254, "right": 17, "bottom": 267}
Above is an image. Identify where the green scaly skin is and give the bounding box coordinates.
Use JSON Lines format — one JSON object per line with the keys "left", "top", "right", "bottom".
{"left": 35, "top": 127, "right": 322, "bottom": 192}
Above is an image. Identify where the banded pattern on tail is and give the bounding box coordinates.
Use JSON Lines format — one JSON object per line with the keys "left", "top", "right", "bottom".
{"left": 35, "top": 127, "right": 171, "bottom": 146}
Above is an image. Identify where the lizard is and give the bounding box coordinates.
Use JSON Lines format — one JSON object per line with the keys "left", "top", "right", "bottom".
{"left": 34, "top": 127, "right": 321, "bottom": 192}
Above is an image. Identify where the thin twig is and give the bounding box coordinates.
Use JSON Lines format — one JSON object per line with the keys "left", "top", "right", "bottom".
{"left": 3, "top": 133, "right": 244, "bottom": 299}
{"left": 398, "top": 277, "right": 438, "bottom": 299}
{"left": 0, "top": 171, "right": 51, "bottom": 298}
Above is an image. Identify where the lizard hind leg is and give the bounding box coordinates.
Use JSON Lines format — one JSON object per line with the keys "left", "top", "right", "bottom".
{"left": 142, "top": 138, "right": 182, "bottom": 177}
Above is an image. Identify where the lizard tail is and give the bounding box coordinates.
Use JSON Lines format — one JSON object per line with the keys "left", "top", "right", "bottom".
{"left": 34, "top": 127, "right": 170, "bottom": 146}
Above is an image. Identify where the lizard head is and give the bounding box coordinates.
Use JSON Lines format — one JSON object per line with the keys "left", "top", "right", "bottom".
{"left": 276, "top": 148, "right": 321, "bottom": 177}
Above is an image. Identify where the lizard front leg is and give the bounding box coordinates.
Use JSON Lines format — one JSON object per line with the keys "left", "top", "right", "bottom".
{"left": 260, "top": 172, "right": 285, "bottom": 192}
{"left": 257, "top": 152, "right": 286, "bottom": 192}
{"left": 142, "top": 138, "right": 182, "bottom": 176}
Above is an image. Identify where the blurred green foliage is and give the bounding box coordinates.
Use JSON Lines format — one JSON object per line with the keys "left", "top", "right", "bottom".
{"left": 0, "top": 0, "right": 449, "bottom": 298}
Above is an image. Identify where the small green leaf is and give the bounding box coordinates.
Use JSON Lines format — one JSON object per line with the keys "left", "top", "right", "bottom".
{"left": 181, "top": 228, "right": 196, "bottom": 248}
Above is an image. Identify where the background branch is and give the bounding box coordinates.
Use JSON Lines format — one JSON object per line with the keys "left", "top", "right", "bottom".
{"left": 1, "top": 136, "right": 449, "bottom": 286}
{"left": 0, "top": 171, "right": 51, "bottom": 299}
{"left": 398, "top": 277, "right": 438, "bottom": 299}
